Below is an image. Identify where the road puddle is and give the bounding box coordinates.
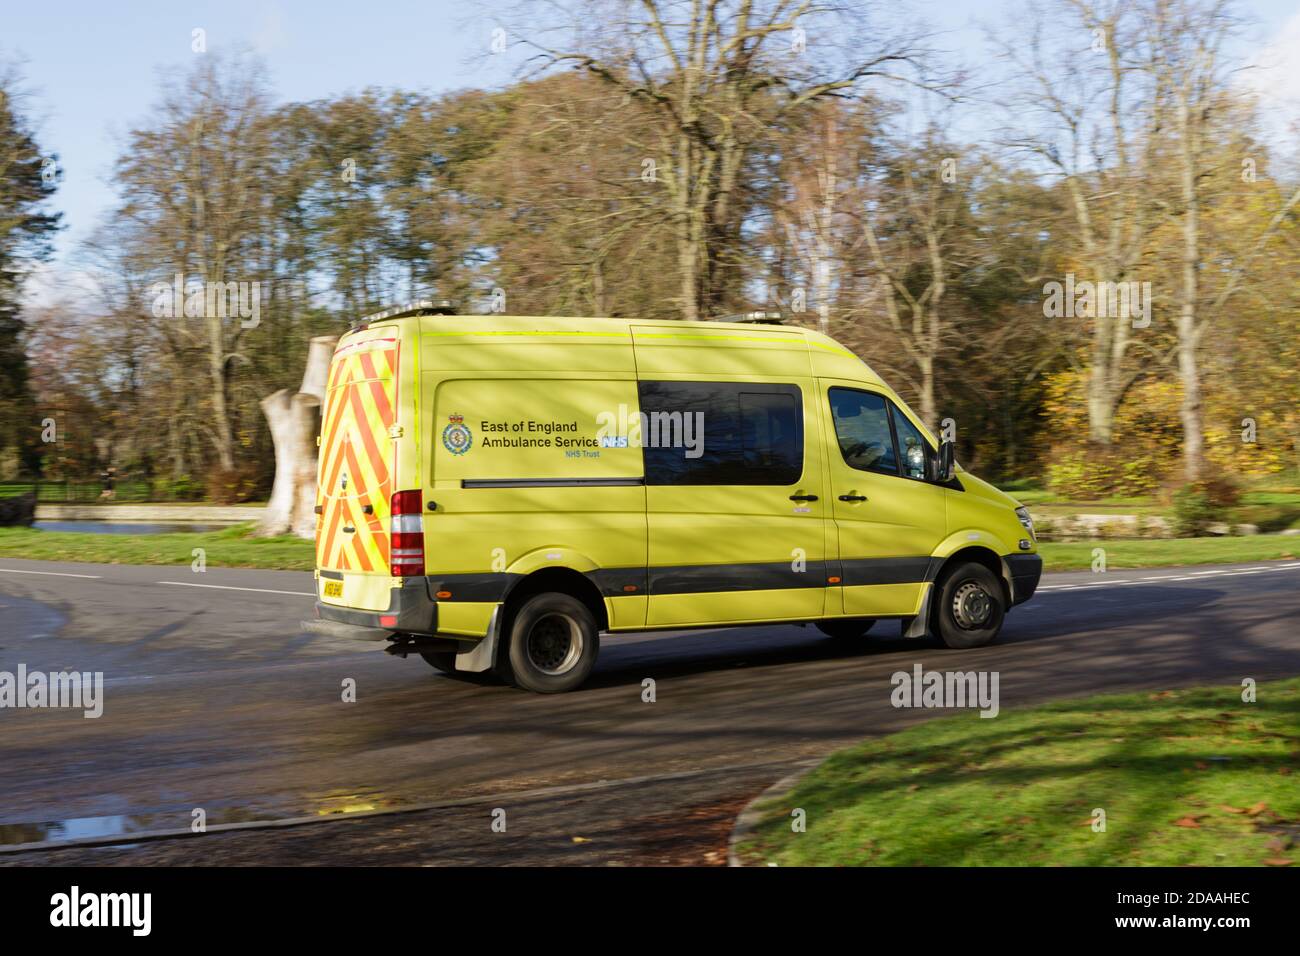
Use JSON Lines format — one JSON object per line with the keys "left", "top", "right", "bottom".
{"left": 0, "top": 789, "right": 407, "bottom": 849}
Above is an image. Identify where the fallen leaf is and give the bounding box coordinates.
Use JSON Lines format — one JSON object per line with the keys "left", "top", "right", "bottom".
{"left": 1263, "top": 858, "right": 1293, "bottom": 866}
{"left": 1173, "top": 816, "right": 1205, "bottom": 828}
{"left": 571, "top": 836, "right": 590, "bottom": 844}
{"left": 1246, "top": 802, "right": 1269, "bottom": 816}
{"left": 1219, "top": 805, "right": 1249, "bottom": 814}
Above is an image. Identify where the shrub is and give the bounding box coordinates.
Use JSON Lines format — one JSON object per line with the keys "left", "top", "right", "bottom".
{"left": 1171, "top": 485, "right": 1219, "bottom": 537}
{"left": 1197, "top": 472, "right": 1241, "bottom": 509}
{"left": 152, "top": 475, "right": 204, "bottom": 501}
{"left": 1041, "top": 370, "right": 1182, "bottom": 498}
{"left": 205, "top": 465, "right": 262, "bottom": 504}
{"left": 1046, "top": 448, "right": 1161, "bottom": 500}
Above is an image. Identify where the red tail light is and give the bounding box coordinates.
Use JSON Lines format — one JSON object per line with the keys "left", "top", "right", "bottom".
{"left": 390, "top": 489, "right": 425, "bottom": 577}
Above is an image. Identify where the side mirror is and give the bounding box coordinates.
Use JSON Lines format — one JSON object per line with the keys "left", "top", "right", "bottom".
{"left": 935, "top": 440, "right": 955, "bottom": 482}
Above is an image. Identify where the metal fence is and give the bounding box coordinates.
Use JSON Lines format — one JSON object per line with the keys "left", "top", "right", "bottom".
{"left": 0, "top": 480, "right": 201, "bottom": 503}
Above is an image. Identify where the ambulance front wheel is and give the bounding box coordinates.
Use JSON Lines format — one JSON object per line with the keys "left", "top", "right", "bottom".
{"left": 934, "top": 561, "right": 1005, "bottom": 649}
{"left": 506, "top": 592, "right": 600, "bottom": 693}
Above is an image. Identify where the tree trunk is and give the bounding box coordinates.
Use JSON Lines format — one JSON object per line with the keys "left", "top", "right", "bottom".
{"left": 257, "top": 335, "right": 337, "bottom": 537}
{"left": 1177, "top": 329, "right": 1203, "bottom": 484}
{"left": 1177, "top": 98, "right": 1203, "bottom": 484}
{"left": 208, "top": 332, "right": 235, "bottom": 470}
{"left": 918, "top": 354, "right": 936, "bottom": 431}
{"left": 1086, "top": 333, "right": 1117, "bottom": 444}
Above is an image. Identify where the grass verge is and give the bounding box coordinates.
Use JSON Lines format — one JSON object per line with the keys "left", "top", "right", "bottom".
{"left": 736, "top": 679, "right": 1300, "bottom": 866}
{"left": 1036, "top": 535, "right": 1297, "bottom": 571}
{"left": 0, "top": 526, "right": 1294, "bottom": 573}
{"left": 0, "top": 523, "right": 314, "bottom": 570}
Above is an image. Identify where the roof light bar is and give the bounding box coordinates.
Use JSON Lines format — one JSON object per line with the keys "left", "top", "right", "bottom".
{"left": 359, "top": 299, "right": 458, "bottom": 325}
{"left": 716, "top": 311, "right": 786, "bottom": 325}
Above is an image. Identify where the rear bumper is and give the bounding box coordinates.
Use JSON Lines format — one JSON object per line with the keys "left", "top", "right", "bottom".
{"left": 1005, "top": 553, "right": 1043, "bottom": 606}
{"left": 313, "top": 578, "right": 438, "bottom": 637}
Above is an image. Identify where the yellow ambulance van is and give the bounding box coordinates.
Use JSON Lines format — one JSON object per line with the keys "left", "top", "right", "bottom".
{"left": 310, "top": 303, "right": 1041, "bottom": 693}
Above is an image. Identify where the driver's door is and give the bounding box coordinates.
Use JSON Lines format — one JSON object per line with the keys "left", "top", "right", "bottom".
{"left": 819, "top": 381, "right": 948, "bottom": 617}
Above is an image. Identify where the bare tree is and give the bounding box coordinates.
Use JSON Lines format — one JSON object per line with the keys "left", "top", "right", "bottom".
{"left": 510, "top": 0, "right": 933, "bottom": 320}
{"left": 852, "top": 128, "right": 974, "bottom": 429}
{"left": 773, "top": 101, "right": 861, "bottom": 333}
{"left": 997, "top": 0, "right": 1168, "bottom": 445}
{"left": 112, "top": 53, "right": 277, "bottom": 471}
{"left": 1147, "top": 0, "right": 1300, "bottom": 481}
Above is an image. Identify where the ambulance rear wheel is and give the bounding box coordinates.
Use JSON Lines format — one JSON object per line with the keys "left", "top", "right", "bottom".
{"left": 934, "top": 562, "right": 1005, "bottom": 649}
{"left": 815, "top": 619, "right": 876, "bottom": 640}
{"left": 506, "top": 592, "right": 599, "bottom": 693}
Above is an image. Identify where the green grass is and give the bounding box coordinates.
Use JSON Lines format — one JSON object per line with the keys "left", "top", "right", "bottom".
{"left": 0, "top": 524, "right": 1294, "bottom": 573}
{"left": 0, "top": 522, "right": 314, "bottom": 570}
{"left": 1036, "top": 535, "right": 1298, "bottom": 571}
{"left": 737, "top": 679, "right": 1300, "bottom": 866}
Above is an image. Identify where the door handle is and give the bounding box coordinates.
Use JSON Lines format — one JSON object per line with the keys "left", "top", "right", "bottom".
{"left": 789, "top": 494, "right": 819, "bottom": 502}
{"left": 343, "top": 526, "right": 356, "bottom": 533}
{"left": 838, "top": 494, "right": 868, "bottom": 502}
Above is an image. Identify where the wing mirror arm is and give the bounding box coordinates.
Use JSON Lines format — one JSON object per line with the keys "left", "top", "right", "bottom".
{"left": 934, "top": 440, "right": 956, "bottom": 483}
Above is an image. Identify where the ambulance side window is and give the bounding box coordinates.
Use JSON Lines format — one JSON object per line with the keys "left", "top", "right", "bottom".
{"left": 639, "top": 381, "right": 803, "bottom": 486}
{"left": 890, "top": 403, "right": 933, "bottom": 481}
{"left": 828, "top": 388, "right": 899, "bottom": 476}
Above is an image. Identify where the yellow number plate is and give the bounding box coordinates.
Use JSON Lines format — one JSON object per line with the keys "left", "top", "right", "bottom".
{"left": 323, "top": 580, "right": 343, "bottom": 598}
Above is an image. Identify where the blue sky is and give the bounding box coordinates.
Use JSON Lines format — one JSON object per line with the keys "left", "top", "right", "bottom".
{"left": 4, "top": 0, "right": 518, "bottom": 274}
{"left": 4, "top": 0, "right": 1298, "bottom": 297}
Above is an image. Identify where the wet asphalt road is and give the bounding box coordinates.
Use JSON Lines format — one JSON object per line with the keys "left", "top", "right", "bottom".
{"left": 0, "top": 556, "right": 1298, "bottom": 865}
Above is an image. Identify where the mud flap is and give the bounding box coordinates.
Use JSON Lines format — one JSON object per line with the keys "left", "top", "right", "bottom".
{"left": 901, "top": 583, "right": 933, "bottom": 639}
{"left": 454, "top": 606, "right": 502, "bottom": 673}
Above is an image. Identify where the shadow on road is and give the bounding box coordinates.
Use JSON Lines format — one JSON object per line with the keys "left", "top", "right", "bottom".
{"left": 573, "top": 583, "right": 1229, "bottom": 692}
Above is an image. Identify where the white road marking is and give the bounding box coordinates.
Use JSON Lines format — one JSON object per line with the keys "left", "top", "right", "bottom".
{"left": 156, "top": 581, "right": 314, "bottom": 597}
{"left": 1036, "top": 561, "right": 1300, "bottom": 592}
{"left": 0, "top": 568, "right": 101, "bottom": 579}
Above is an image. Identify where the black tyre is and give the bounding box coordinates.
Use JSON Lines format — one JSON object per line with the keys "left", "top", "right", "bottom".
{"left": 506, "top": 592, "right": 600, "bottom": 693}
{"left": 933, "top": 561, "right": 1005, "bottom": 649}
{"left": 419, "top": 651, "right": 457, "bottom": 673}
{"left": 815, "top": 618, "right": 876, "bottom": 640}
